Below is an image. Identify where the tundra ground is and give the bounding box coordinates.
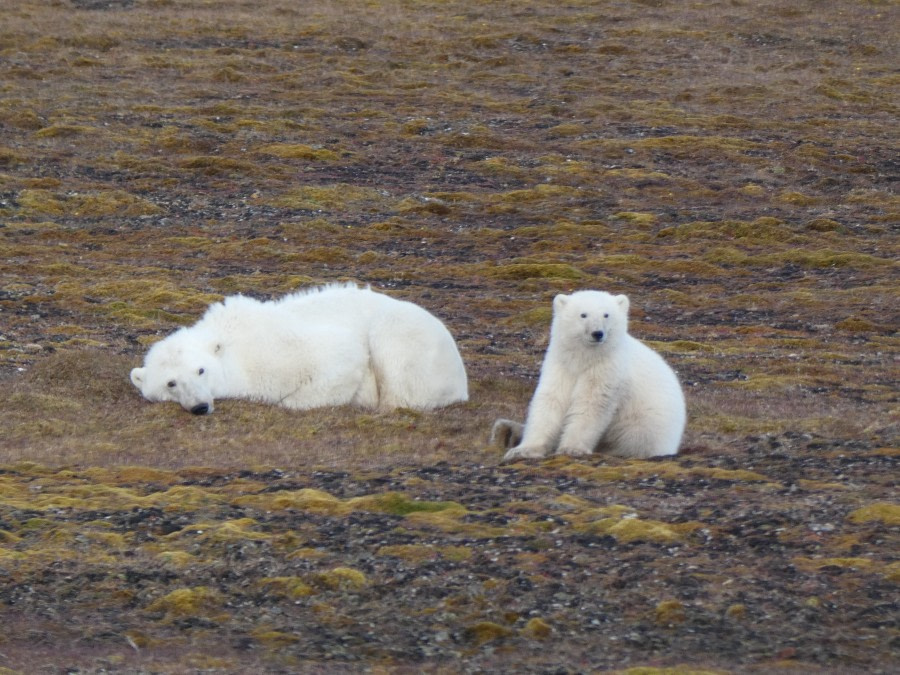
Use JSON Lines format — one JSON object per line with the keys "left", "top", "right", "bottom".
{"left": 0, "top": 0, "right": 897, "bottom": 672}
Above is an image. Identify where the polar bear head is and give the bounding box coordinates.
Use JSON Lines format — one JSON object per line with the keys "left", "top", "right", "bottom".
{"left": 552, "top": 290, "right": 630, "bottom": 347}
{"left": 130, "top": 329, "right": 224, "bottom": 415}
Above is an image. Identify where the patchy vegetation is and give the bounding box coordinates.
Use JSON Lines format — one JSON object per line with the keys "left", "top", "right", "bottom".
{"left": 0, "top": 0, "right": 896, "bottom": 672}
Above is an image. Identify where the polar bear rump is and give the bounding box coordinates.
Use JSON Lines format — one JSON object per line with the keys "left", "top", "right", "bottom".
{"left": 500, "top": 290, "right": 686, "bottom": 460}
{"left": 130, "top": 284, "right": 468, "bottom": 414}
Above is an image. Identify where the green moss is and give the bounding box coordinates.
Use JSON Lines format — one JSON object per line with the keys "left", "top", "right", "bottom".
{"left": 493, "top": 184, "right": 582, "bottom": 204}
{"left": 805, "top": 218, "right": 843, "bottom": 232}
{"left": 546, "top": 122, "right": 584, "bottom": 137}
{"left": 0, "top": 108, "right": 43, "bottom": 130}
{"left": 794, "top": 557, "right": 875, "bottom": 572}
{"left": 250, "top": 628, "right": 300, "bottom": 646}
{"left": 464, "top": 621, "right": 512, "bottom": 645}
{"left": 477, "top": 156, "right": 529, "bottom": 178}
{"left": 17, "top": 189, "right": 161, "bottom": 218}
{"left": 693, "top": 467, "right": 773, "bottom": 483}
{"left": 607, "top": 134, "right": 765, "bottom": 159}
{"left": 0, "top": 147, "right": 25, "bottom": 166}
{"left": 521, "top": 617, "right": 553, "bottom": 640}
{"left": 648, "top": 340, "right": 715, "bottom": 353}
{"left": 506, "top": 305, "right": 553, "bottom": 327}
{"left": 204, "top": 518, "right": 271, "bottom": 543}
{"left": 725, "top": 603, "right": 747, "bottom": 620}
{"left": 777, "top": 191, "right": 819, "bottom": 206}
{"left": 0, "top": 529, "right": 22, "bottom": 544}
{"left": 266, "top": 184, "right": 390, "bottom": 211}
{"left": 613, "top": 211, "right": 657, "bottom": 227}
{"left": 315, "top": 567, "right": 367, "bottom": 590}
{"left": 884, "top": 562, "right": 900, "bottom": 582}
{"left": 704, "top": 246, "right": 891, "bottom": 269}
{"left": 377, "top": 544, "right": 437, "bottom": 562}
{"left": 146, "top": 586, "right": 223, "bottom": 618}
{"left": 178, "top": 156, "right": 260, "bottom": 175}
{"left": 847, "top": 503, "right": 900, "bottom": 525}
{"left": 34, "top": 124, "right": 96, "bottom": 138}
{"left": 234, "top": 488, "right": 341, "bottom": 513}
{"left": 350, "top": 491, "right": 464, "bottom": 516}
{"left": 256, "top": 143, "right": 341, "bottom": 161}
{"left": 487, "top": 262, "right": 586, "bottom": 281}
{"left": 739, "top": 183, "right": 765, "bottom": 197}
{"left": 655, "top": 599, "right": 686, "bottom": 625}
{"left": 259, "top": 576, "right": 316, "bottom": 599}
{"left": 602, "top": 517, "right": 698, "bottom": 544}
{"left": 156, "top": 551, "right": 197, "bottom": 567}
{"left": 836, "top": 317, "right": 879, "bottom": 332}
{"left": 618, "top": 667, "right": 726, "bottom": 675}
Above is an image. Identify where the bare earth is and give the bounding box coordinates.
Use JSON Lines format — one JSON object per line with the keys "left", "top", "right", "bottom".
{"left": 0, "top": 0, "right": 897, "bottom": 673}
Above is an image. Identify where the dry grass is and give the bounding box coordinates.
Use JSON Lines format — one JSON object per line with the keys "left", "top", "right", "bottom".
{"left": 0, "top": 0, "right": 897, "bottom": 671}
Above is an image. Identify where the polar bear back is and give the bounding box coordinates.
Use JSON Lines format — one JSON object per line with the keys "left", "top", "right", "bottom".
{"left": 278, "top": 285, "right": 468, "bottom": 410}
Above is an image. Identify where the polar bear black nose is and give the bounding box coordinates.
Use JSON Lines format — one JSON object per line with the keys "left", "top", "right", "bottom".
{"left": 591, "top": 330, "right": 605, "bottom": 342}
{"left": 191, "top": 403, "right": 210, "bottom": 415}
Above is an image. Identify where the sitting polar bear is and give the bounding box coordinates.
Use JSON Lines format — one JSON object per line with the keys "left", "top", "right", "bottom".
{"left": 130, "top": 284, "right": 468, "bottom": 414}
{"left": 495, "top": 290, "right": 685, "bottom": 460}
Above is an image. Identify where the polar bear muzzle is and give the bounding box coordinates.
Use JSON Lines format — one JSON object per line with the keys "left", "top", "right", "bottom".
{"left": 191, "top": 403, "right": 210, "bottom": 415}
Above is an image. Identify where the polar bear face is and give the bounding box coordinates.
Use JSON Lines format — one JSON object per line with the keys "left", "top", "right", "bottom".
{"left": 130, "top": 333, "right": 223, "bottom": 414}
{"left": 553, "top": 290, "right": 630, "bottom": 347}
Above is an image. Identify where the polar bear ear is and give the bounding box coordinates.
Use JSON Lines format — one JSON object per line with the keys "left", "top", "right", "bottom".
{"left": 615, "top": 294, "right": 630, "bottom": 314}
{"left": 553, "top": 294, "right": 569, "bottom": 311}
{"left": 130, "top": 367, "right": 146, "bottom": 389}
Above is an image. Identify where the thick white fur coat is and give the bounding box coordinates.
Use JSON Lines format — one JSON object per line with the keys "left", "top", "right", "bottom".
{"left": 130, "top": 284, "right": 468, "bottom": 414}
{"left": 502, "top": 290, "right": 685, "bottom": 460}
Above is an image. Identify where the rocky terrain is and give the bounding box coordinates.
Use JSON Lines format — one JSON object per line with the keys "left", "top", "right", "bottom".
{"left": 0, "top": 0, "right": 896, "bottom": 672}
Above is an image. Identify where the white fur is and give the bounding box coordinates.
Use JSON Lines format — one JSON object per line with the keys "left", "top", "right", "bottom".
{"left": 503, "top": 290, "right": 685, "bottom": 461}
{"left": 130, "top": 284, "right": 468, "bottom": 414}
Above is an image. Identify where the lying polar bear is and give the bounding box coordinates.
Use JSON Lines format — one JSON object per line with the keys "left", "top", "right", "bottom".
{"left": 130, "top": 283, "right": 468, "bottom": 414}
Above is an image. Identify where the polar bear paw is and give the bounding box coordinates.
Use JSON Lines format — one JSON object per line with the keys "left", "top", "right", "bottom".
{"left": 556, "top": 446, "right": 594, "bottom": 457}
{"left": 502, "top": 445, "right": 549, "bottom": 462}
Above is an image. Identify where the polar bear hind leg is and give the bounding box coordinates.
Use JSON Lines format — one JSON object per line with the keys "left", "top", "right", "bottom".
{"left": 367, "top": 306, "right": 467, "bottom": 411}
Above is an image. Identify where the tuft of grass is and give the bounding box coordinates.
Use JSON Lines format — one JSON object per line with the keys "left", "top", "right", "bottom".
{"left": 463, "top": 621, "right": 513, "bottom": 646}
{"left": 145, "top": 586, "right": 224, "bottom": 619}
{"left": 655, "top": 600, "right": 687, "bottom": 626}
{"left": 847, "top": 503, "right": 900, "bottom": 526}
{"left": 255, "top": 143, "right": 342, "bottom": 161}
{"left": 314, "top": 567, "right": 368, "bottom": 590}
{"left": 487, "top": 262, "right": 586, "bottom": 281}
{"left": 259, "top": 577, "right": 316, "bottom": 599}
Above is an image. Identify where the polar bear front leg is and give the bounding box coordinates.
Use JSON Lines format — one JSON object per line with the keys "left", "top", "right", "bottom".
{"left": 556, "top": 382, "right": 618, "bottom": 457}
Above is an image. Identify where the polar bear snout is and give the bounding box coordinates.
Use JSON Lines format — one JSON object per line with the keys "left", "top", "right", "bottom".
{"left": 191, "top": 403, "right": 210, "bottom": 415}
{"left": 590, "top": 330, "right": 605, "bottom": 342}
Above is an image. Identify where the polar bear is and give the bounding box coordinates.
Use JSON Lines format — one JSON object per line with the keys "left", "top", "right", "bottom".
{"left": 130, "top": 284, "right": 468, "bottom": 414}
{"left": 497, "top": 290, "right": 685, "bottom": 461}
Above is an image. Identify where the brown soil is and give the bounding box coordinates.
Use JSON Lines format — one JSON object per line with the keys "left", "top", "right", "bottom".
{"left": 0, "top": 0, "right": 897, "bottom": 672}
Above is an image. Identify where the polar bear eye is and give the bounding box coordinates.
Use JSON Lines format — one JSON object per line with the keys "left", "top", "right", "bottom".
{"left": 167, "top": 380, "right": 176, "bottom": 388}
{"left": 580, "top": 313, "right": 588, "bottom": 318}
{"left": 603, "top": 313, "right": 609, "bottom": 318}
{"left": 198, "top": 368, "right": 205, "bottom": 375}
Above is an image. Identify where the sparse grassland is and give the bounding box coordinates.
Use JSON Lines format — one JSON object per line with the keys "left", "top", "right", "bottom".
{"left": 0, "top": 0, "right": 897, "bottom": 672}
